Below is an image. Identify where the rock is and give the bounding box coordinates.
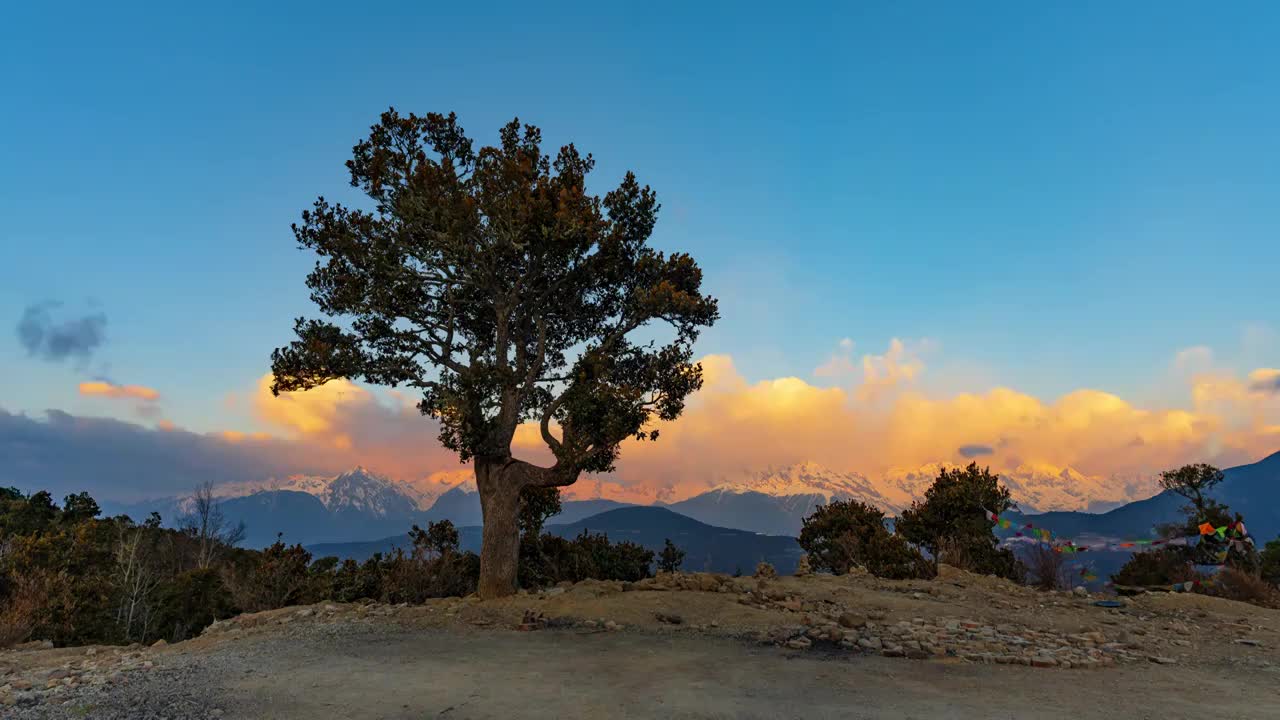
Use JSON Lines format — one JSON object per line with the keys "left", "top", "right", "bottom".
{"left": 1031, "top": 657, "right": 1058, "bottom": 668}
{"left": 1148, "top": 656, "right": 1177, "bottom": 665}
{"left": 858, "top": 637, "right": 883, "bottom": 651}
{"left": 906, "top": 649, "right": 930, "bottom": 660}
{"left": 544, "top": 587, "right": 566, "bottom": 597}
{"left": 785, "top": 637, "right": 812, "bottom": 650}
{"left": 11, "top": 679, "right": 32, "bottom": 691}
{"left": 0, "top": 693, "right": 13, "bottom": 707}
{"left": 655, "top": 613, "right": 684, "bottom": 625}
{"left": 794, "top": 554, "right": 813, "bottom": 576}
{"left": 604, "top": 620, "right": 621, "bottom": 631}
{"left": 1234, "top": 639, "right": 1263, "bottom": 647}
{"left": 837, "top": 613, "right": 866, "bottom": 629}
{"left": 151, "top": 639, "right": 168, "bottom": 649}
{"left": 295, "top": 608, "right": 314, "bottom": 618}
{"left": 1072, "top": 586, "right": 1089, "bottom": 597}
{"left": 882, "top": 647, "right": 906, "bottom": 658}
{"left": 85, "top": 647, "right": 97, "bottom": 656}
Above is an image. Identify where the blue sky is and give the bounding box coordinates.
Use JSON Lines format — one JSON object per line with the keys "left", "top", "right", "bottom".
{"left": 3, "top": 1, "right": 1277, "bottom": 437}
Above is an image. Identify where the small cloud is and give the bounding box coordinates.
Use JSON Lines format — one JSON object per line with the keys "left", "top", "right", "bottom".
{"left": 16, "top": 303, "right": 107, "bottom": 365}
{"left": 1247, "top": 369, "right": 1280, "bottom": 394}
{"left": 79, "top": 381, "right": 160, "bottom": 402}
{"left": 958, "top": 444, "right": 994, "bottom": 458}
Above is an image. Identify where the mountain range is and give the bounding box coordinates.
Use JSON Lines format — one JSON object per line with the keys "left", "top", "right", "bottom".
{"left": 307, "top": 506, "right": 805, "bottom": 575}
{"left": 98, "top": 454, "right": 1280, "bottom": 551}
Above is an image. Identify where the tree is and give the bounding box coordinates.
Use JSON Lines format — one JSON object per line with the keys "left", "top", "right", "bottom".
{"left": 1261, "top": 539, "right": 1280, "bottom": 587}
{"left": 798, "top": 499, "right": 933, "bottom": 579}
{"left": 269, "top": 110, "right": 718, "bottom": 598}
{"left": 61, "top": 492, "right": 101, "bottom": 524}
{"left": 180, "top": 481, "right": 246, "bottom": 569}
{"left": 657, "top": 538, "right": 686, "bottom": 573}
{"left": 895, "top": 463, "right": 1021, "bottom": 580}
{"left": 1158, "top": 464, "right": 1224, "bottom": 521}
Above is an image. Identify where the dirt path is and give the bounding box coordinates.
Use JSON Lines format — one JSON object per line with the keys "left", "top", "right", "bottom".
{"left": 209, "top": 624, "right": 1271, "bottom": 720}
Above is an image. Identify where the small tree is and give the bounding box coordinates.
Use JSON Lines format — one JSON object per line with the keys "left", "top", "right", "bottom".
{"left": 1262, "top": 539, "right": 1280, "bottom": 587}
{"left": 181, "top": 482, "right": 246, "bottom": 569}
{"left": 1158, "top": 464, "right": 1224, "bottom": 520}
{"left": 1022, "top": 542, "right": 1072, "bottom": 591}
{"left": 657, "top": 538, "right": 685, "bottom": 573}
{"left": 270, "top": 110, "right": 718, "bottom": 598}
{"left": 896, "top": 463, "right": 1021, "bottom": 580}
{"left": 798, "top": 499, "right": 933, "bottom": 579}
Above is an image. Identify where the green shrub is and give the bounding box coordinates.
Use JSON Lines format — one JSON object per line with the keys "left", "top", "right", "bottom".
{"left": 798, "top": 499, "right": 934, "bottom": 580}
{"left": 153, "top": 568, "right": 237, "bottom": 642}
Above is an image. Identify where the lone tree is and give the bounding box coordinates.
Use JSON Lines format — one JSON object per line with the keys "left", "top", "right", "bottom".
{"left": 1157, "top": 463, "right": 1225, "bottom": 522}
{"left": 657, "top": 538, "right": 686, "bottom": 573}
{"left": 270, "top": 110, "right": 718, "bottom": 598}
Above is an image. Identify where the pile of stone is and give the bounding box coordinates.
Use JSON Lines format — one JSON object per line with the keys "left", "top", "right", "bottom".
{"left": 764, "top": 613, "right": 1142, "bottom": 669}
{"left": 0, "top": 645, "right": 155, "bottom": 709}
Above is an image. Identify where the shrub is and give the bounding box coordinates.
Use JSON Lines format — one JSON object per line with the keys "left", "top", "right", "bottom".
{"left": 896, "top": 463, "right": 1022, "bottom": 581}
{"left": 0, "top": 569, "right": 53, "bottom": 648}
{"left": 1021, "top": 543, "right": 1073, "bottom": 591}
{"left": 798, "top": 499, "right": 934, "bottom": 580}
{"left": 228, "top": 538, "right": 313, "bottom": 612}
{"left": 1111, "top": 546, "right": 1195, "bottom": 588}
{"left": 1204, "top": 567, "right": 1280, "bottom": 609}
{"left": 1261, "top": 539, "right": 1280, "bottom": 587}
{"left": 153, "top": 568, "right": 237, "bottom": 642}
{"left": 657, "top": 539, "right": 686, "bottom": 573}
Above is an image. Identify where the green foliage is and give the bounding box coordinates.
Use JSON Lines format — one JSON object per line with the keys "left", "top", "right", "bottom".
{"left": 1262, "top": 539, "right": 1280, "bottom": 587}
{"left": 153, "top": 569, "right": 237, "bottom": 642}
{"left": 519, "top": 486, "right": 562, "bottom": 538}
{"left": 229, "top": 537, "right": 314, "bottom": 612}
{"left": 798, "top": 500, "right": 934, "bottom": 580}
{"left": 895, "top": 463, "right": 1022, "bottom": 581}
{"left": 521, "top": 531, "right": 654, "bottom": 586}
{"left": 1111, "top": 546, "right": 1195, "bottom": 587}
{"left": 269, "top": 109, "right": 719, "bottom": 475}
{"left": 1158, "top": 463, "right": 1224, "bottom": 519}
{"left": 657, "top": 538, "right": 686, "bottom": 573}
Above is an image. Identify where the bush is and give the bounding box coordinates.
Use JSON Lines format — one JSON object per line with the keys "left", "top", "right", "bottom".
{"left": 153, "top": 568, "right": 237, "bottom": 642}
{"left": 657, "top": 539, "right": 685, "bottom": 573}
{"left": 228, "top": 538, "right": 313, "bottom": 612}
{"left": 896, "top": 463, "right": 1022, "bottom": 581}
{"left": 1111, "top": 547, "right": 1195, "bottom": 588}
{"left": 798, "top": 499, "right": 934, "bottom": 580}
{"left": 1021, "top": 543, "right": 1073, "bottom": 591}
{"left": 1204, "top": 567, "right": 1280, "bottom": 609}
{"left": 1261, "top": 539, "right": 1280, "bottom": 587}
{"left": 0, "top": 569, "right": 53, "bottom": 648}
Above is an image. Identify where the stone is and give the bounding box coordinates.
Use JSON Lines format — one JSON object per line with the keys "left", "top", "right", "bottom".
{"left": 1234, "top": 639, "right": 1262, "bottom": 647}
{"left": 794, "top": 554, "right": 813, "bottom": 576}
{"left": 906, "top": 649, "right": 930, "bottom": 660}
{"left": 882, "top": 647, "right": 906, "bottom": 658}
{"left": 1072, "top": 586, "right": 1089, "bottom": 598}
{"left": 1031, "top": 657, "right": 1058, "bottom": 668}
{"left": 604, "top": 621, "right": 621, "bottom": 631}
{"left": 785, "top": 637, "right": 812, "bottom": 650}
{"left": 655, "top": 613, "right": 684, "bottom": 625}
{"left": 11, "top": 679, "right": 32, "bottom": 691}
{"left": 151, "top": 639, "right": 168, "bottom": 649}
{"left": 837, "top": 613, "right": 866, "bottom": 629}
{"left": 1148, "top": 656, "right": 1177, "bottom": 665}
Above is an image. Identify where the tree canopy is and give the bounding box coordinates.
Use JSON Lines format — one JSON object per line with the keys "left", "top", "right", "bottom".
{"left": 269, "top": 110, "right": 718, "bottom": 596}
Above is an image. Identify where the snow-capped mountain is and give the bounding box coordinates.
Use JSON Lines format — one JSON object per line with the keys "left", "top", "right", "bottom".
{"left": 668, "top": 462, "right": 904, "bottom": 536}
{"left": 879, "top": 462, "right": 1159, "bottom": 514}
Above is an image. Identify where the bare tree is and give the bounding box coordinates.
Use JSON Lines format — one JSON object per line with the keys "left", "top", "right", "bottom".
{"left": 181, "top": 482, "right": 246, "bottom": 569}
{"left": 114, "top": 515, "right": 165, "bottom": 642}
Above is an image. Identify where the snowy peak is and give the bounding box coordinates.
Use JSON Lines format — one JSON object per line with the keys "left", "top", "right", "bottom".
{"left": 321, "top": 467, "right": 426, "bottom": 517}
{"left": 710, "top": 462, "right": 904, "bottom": 514}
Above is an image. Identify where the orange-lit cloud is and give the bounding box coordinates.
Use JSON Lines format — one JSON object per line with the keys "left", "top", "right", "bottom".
{"left": 212, "top": 344, "right": 1280, "bottom": 509}
{"left": 79, "top": 381, "right": 160, "bottom": 401}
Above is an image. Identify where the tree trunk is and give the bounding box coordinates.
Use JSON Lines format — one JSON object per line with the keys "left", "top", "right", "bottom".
{"left": 476, "top": 459, "right": 522, "bottom": 599}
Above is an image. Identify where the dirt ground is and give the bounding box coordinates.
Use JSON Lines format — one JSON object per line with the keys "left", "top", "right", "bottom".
{"left": 4, "top": 568, "right": 1278, "bottom": 719}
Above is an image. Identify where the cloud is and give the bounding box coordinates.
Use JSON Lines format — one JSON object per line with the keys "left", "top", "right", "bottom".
{"left": 957, "top": 444, "right": 994, "bottom": 458}
{"left": 812, "top": 337, "right": 932, "bottom": 403}
{"left": 5, "top": 349, "right": 1278, "bottom": 508}
{"left": 1248, "top": 369, "right": 1280, "bottom": 394}
{"left": 78, "top": 381, "right": 160, "bottom": 401}
{"left": 16, "top": 303, "right": 107, "bottom": 364}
